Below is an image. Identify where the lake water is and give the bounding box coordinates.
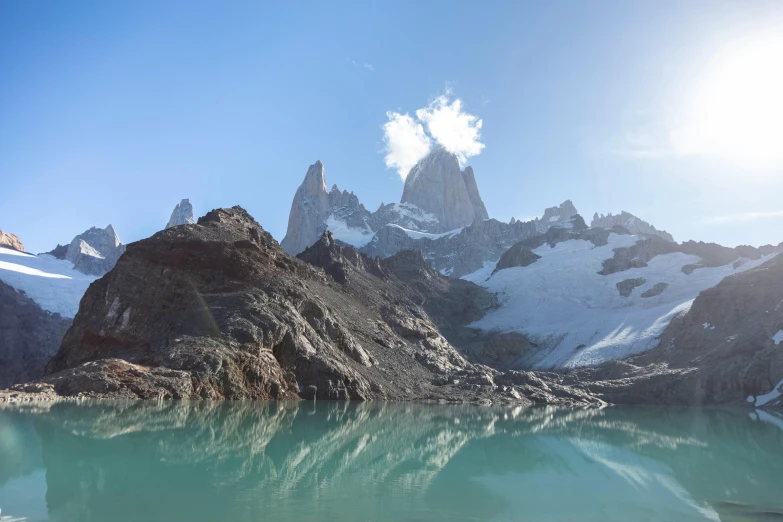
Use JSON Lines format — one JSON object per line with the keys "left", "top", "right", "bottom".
{"left": 1, "top": 402, "right": 782, "bottom": 522}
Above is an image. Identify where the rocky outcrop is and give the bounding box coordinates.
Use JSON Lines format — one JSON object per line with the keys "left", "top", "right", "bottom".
{"left": 165, "top": 199, "right": 195, "bottom": 229}
{"left": 616, "top": 277, "right": 646, "bottom": 297}
{"left": 600, "top": 235, "right": 774, "bottom": 276}
{"left": 0, "top": 280, "right": 71, "bottom": 388}
{"left": 492, "top": 243, "right": 540, "bottom": 275}
{"left": 43, "top": 244, "right": 68, "bottom": 259}
{"left": 538, "top": 201, "right": 579, "bottom": 233}
{"left": 574, "top": 252, "right": 783, "bottom": 408}
{"left": 52, "top": 225, "right": 126, "bottom": 276}
{"left": 640, "top": 282, "right": 668, "bottom": 298}
{"left": 11, "top": 206, "right": 593, "bottom": 404}
{"left": 0, "top": 230, "right": 24, "bottom": 252}
{"left": 401, "top": 147, "right": 484, "bottom": 231}
{"left": 591, "top": 211, "right": 674, "bottom": 242}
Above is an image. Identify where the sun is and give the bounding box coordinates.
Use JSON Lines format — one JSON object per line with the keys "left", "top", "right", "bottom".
{"left": 670, "top": 31, "right": 783, "bottom": 169}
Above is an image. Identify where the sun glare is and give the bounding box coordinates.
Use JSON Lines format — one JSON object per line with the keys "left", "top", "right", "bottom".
{"left": 670, "top": 31, "right": 783, "bottom": 169}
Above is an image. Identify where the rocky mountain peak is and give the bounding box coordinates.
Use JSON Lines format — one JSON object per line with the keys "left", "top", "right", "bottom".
{"left": 297, "top": 231, "right": 385, "bottom": 283}
{"left": 0, "top": 230, "right": 24, "bottom": 252}
{"left": 166, "top": 199, "right": 195, "bottom": 229}
{"left": 401, "top": 147, "right": 487, "bottom": 231}
{"left": 280, "top": 161, "right": 332, "bottom": 255}
{"left": 57, "top": 224, "right": 126, "bottom": 276}
{"left": 591, "top": 210, "right": 674, "bottom": 242}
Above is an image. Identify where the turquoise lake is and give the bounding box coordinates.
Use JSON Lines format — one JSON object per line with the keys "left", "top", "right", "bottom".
{"left": 1, "top": 402, "right": 782, "bottom": 522}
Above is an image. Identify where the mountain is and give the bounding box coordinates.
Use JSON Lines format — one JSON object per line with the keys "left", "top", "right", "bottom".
{"left": 0, "top": 230, "right": 24, "bottom": 252}
{"left": 45, "top": 224, "right": 126, "bottom": 276}
{"left": 280, "top": 151, "right": 579, "bottom": 276}
{"left": 591, "top": 211, "right": 674, "bottom": 242}
{"left": 165, "top": 198, "right": 195, "bottom": 228}
{"left": 0, "top": 244, "right": 99, "bottom": 386}
{"left": 0, "top": 279, "right": 71, "bottom": 388}
{"left": 464, "top": 222, "right": 778, "bottom": 371}
{"left": 280, "top": 149, "right": 491, "bottom": 256}
{"left": 17, "top": 206, "right": 593, "bottom": 404}
{"left": 400, "top": 146, "right": 487, "bottom": 230}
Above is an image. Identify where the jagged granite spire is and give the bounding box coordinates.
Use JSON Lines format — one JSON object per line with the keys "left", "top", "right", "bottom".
{"left": 166, "top": 199, "right": 195, "bottom": 229}
{"left": 280, "top": 161, "right": 331, "bottom": 255}
{"left": 401, "top": 148, "right": 487, "bottom": 231}
{"left": 63, "top": 224, "right": 126, "bottom": 276}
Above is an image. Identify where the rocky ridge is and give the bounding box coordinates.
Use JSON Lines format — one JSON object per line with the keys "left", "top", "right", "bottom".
{"left": 9, "top": 206, "right": 598, "bottom": 405}
{"left": 591, "top": 211, "right": 674, "bottom": 242}
{"left": 0, "top": 230, "right": 24, "bottom": 252}
{"left": 46, "top": 224, "right": 126, "bottom": 276}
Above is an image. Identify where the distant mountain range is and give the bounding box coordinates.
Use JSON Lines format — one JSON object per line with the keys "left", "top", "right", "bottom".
{"left": 1, "top": 154, "right": 781, "bottom": 409}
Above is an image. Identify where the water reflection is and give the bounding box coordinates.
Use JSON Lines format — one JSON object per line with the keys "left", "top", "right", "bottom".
{"left": 1, "top": 402, "right": 782, "bottom": 522}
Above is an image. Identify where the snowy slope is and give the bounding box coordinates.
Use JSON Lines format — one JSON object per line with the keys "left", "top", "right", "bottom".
{"left": 325, "top": 215, "right": 375, "bottom": 248}
{"left": 464, "top": 233, "right": 775, "bottom": 369}
{"left": 0, "top": 246, "right": 96, "bottom": 318}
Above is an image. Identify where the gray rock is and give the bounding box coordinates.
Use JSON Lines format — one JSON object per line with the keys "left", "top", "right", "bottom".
{"left": 640, "top": 282, "right": 668, "bottom": 298}
{"left": 165, "top": 199, "right": 195, "bottom": 229}
{"left": 23, "top": 206, "right": 589, "bottom": 404}
{"left": 401, "top": 147, "right": 482, "bottom": 231}
{"left": 616, "top": 278, "right": 646, "bottom": 297}
{"left": 492, "top": 243, "right": 541, "bottom": 275}
{"left": 65, "top": 225, "right": 126, "bottom": 276}
{"left": 0, "top": 280, "right": 71, "bottom": 388}
{"left": 280, "top": 161, "right": 332, "bottom": 255}
{"left": 591, "top": 211, "right": 674, "bottom": 242}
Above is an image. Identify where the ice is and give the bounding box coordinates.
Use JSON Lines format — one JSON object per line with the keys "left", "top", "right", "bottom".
{"left": 0, "top": 246, "right": 97, "bottom": 318}
{"left": 385, "top": 224, "right": 463, "bottom": 241}
{"left": 324, "top": 216, "right": 375, "bottom": 248}
{"left": 464, "top": 234, "right": 775, "bottom": 369}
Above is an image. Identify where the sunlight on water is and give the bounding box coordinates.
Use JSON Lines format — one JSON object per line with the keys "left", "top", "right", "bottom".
{"left": 1, "top": 402, "right": 782, "bottom": 522}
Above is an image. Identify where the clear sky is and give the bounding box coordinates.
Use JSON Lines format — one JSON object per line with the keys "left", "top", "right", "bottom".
{"left": 2, "top": 0, "right": 783, "bottom": 253}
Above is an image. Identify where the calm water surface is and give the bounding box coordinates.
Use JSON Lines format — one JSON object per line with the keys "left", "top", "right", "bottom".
{"left": 1, "top": 401, "right": 782, "bottom": 522}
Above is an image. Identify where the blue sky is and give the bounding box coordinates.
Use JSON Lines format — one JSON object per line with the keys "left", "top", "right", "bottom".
{"left": 2, "top": 0, "right": 783, "bottom": 253}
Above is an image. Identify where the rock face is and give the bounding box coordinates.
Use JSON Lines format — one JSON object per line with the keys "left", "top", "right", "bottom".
{"left": 616, "top": 278, "right": 646, "bottom": 297}
{"left": 566, "top": 252, "right": 783, "bottom": 408}
{"left": 538, "top": 201, "right": 579, "bottom": 233}
{"left": 280, "top": 150, "right": 492, "bottom": 259}
{"left": 492, "top": 243, "right": 540, "bottom": 275}
{"left": 0, "top": 230, "right": 24, "bottom": 252}
{"left": 592, "top": 211, "right": 674, "bottom": 242}
{"left": 401, "top": 147, "right": 485, "bottom": 231}
{"left": 280, "top": 161, "right": 375, "bottom": 255}
{"left": 20, "top": 206, "right": 596, "bottom": 404}
{"left": 0, "top": 280, "right": 71, "bottom": 388}
{"left": 63, "top": 225, "right": 126, "bottom": 276}
{"left": 165, "top": 199, "right": 195, "bottom": 229}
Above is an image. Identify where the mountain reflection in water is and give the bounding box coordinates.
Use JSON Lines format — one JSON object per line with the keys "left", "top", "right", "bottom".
{"left": 1, "top": 402, "right": 782, "bottom": 522}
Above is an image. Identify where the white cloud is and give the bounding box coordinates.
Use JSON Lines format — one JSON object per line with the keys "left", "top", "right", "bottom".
{"left": 382, "top": 94, "right": 485, "bottom": 180}
{"left": 382, "top": 112, "right": 432, "bottom": 180}
{"left": 703, "top": 210, "right": 783, "bottom": 224}
{"left": 416, "top": 96, "right": 485, "bottom": 165}
{"left": 363, "top": 63, "right": 374, "bottom": 71}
